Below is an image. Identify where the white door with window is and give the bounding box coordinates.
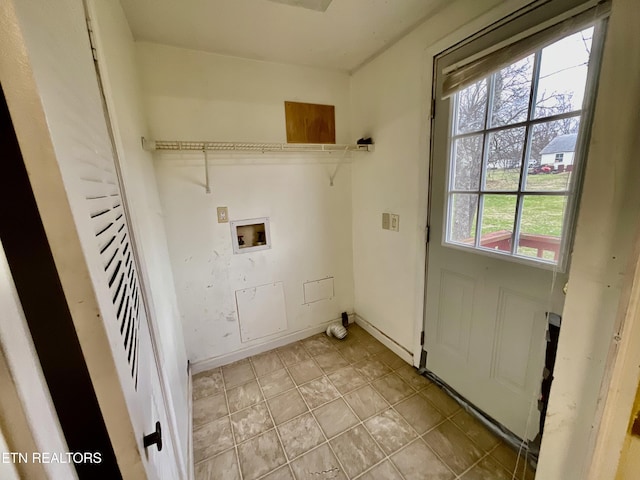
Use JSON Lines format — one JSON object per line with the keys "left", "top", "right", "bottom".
{"left": 424, "top": 4, "right": 608, "bottom": 440}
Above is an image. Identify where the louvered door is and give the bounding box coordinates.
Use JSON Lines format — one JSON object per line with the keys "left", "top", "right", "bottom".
{"left": 83, "top": 162, "right": 141, "bottom": 388}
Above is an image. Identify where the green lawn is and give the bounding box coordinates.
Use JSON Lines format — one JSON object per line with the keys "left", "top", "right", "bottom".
{"left": 480, "top": 171, "right": 570, "bottom": 237}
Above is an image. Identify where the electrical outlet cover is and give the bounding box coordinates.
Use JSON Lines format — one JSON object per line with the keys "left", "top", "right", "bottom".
{"left": 382, "top": 213, "right": 390, "bottom": 230}
{"left": 217, "top": 207, "right": 229, "bottom": 223}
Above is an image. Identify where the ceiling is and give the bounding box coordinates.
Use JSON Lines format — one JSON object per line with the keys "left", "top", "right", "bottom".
{"left": 119, "top": 0, "right": 449, "bottom": 72}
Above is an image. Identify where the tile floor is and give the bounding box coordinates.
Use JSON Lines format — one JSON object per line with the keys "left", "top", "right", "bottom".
{"left": 192, "top": 324, "right": 536, "bottom": 480}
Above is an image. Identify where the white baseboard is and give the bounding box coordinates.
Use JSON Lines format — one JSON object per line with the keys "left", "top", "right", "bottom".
{"left": 191, "top": 313, "right": 355, "bottom": 373}
{"left": 354, "top": 314, "right": 414, "bottom": 366}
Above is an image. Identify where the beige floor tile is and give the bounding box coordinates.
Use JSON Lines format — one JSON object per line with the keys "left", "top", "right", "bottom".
{"left": 313, "top": 398, "right": 359, "bottom": 439}
{"left": 222, "top": 361, "right": 255, "bottom": 389}
{"left": 301, "top": 334, "right": 335, "bottom": 356}
{"left": 490, "top": 443, "right": 536, "bottom": 480}
{"left": 193, "top": 368, "right": 224, "bottom": 400}
{"left": 459, "top": 456, "right": 513, "bottom": 480}
{"left": 353, "top": 357, "right": 392, "bottom": 381}
{"left": 231, "top": 402, "right": 274, "bottom": 443}
{"left": 193, "top": 336, "right": 512, "bottom": 480}
{"left": 262, "top": 465, "right": 295, "bottom": 480}
{"left": 193, "top": 393, "right": 228, "bottom": 427}
{"left": 451, "top": 410, "right": 500, "bottom": 451}
{"left": 361, "top": 338, "right": 387, "bottom": 355}
{"left": 268, "top": 390, "right": 309, "bottom": 424}
{"left": 314, "top": 350, "right": 349, "bottom": 374}
{"left": 299, "top": 376, "right": 340, "bottom": 409}
{"left": 423, "top": 421, "right": 484, "bottom": 475}
{"left": 289, "top": 444, "right": 346, "bottom": 480}
{"left": 277, "top": 343, "right": 310, "bottom": 366}
{"left": 330, "top": 425, "right": 385, "bottom": 478}
{"left": 374, "top": 349, "right": 407, "bottom": 370}
{"left": 339, "top": 342, "right": 371, "bottom": 364}
{"left": 195, "top": 448, "right": 240, "bottom": 480}
{"left": 227, "top": 380, "right": 263, "bottom": 413}
{"left": 420, "top": 385, "right": 461, "bottom": 416}
{"left": 395, "top": 394, "right": 445, "bottom": 435}
{"left": 193, "top": 416, "right": 234, "bottom": 463}
{"left": 344, "top": 385, "right": 389, "bottom": 421}
{"left": 288, "top": 358, "right": 323, "bottom": 385}
{"left": 395, "top": 364, "right": 432, "bottom": 390}
{"left": 359, "top": 460, "right": 403, "bottom": 480}
{"left": 364, "top": 408, "right": 418, "bottom": 455}
{"left": 327, "top": 366, "right": 367, "bottom": 394}
{"left": 391, "top": 439, "right": 454, "bottom": 480}
{"left": 259, "top": 368, "right": 296, "bottom": 399}
{"left": 251, "top": 351, "right": 285, "bottom": 377}
{"left": 371, "top": 373, "right": 415, "bottom": 404}
{"left": 277, "top": 412, "right": 325, "bottom": 459}
{"left": 237, "top": 429, "right": 287, "bottom": 480}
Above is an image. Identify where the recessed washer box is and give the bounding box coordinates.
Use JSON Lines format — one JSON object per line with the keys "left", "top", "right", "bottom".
{"left": 231, "top": 217, "right": 271, "bottom": 254}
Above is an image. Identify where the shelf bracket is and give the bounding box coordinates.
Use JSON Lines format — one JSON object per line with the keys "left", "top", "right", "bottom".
{"left": 329, "top": 146, "right": 349, "bottom": 187}
{"left": 204, "top": 148, "right": 211, "bottom": 194}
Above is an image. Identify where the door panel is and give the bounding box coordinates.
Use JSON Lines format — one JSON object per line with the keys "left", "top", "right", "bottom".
{"left": 425, "top": 11, "right": 606, "bottom": 439}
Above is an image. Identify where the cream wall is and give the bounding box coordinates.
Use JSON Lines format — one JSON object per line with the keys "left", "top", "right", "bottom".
{"left": 349, "top": 0, "right": 504, "bottom": 352}
{"left": 137, "top": 43, "right": 355, "bottom": 365}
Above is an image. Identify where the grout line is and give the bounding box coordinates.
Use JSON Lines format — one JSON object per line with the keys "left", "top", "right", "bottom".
{"left": 221, "top": 364, "right": 244, "bottom": 480}
{"left": 195, "top": 328, "right": 515, "bottom": 480}
{"left": 292, "top": 336, "right": 353, "bottom": 478}
{"left": 246, "top": 355, "right": 293, "bottom": 476}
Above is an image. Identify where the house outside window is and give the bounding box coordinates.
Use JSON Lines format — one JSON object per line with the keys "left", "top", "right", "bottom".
{"left": 555, "top": 153, "right": 564, "bottom": 163}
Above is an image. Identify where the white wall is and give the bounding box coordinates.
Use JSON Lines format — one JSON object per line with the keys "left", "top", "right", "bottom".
{"left": 87, "top": 0, "right": 189, "bottom": 472}
{"left": 538, "top": 0, "right": 640, "bottom": 477}
{"left": 349, "top": 0, "right": 504, "bottom": 351}
{"left": 137, "top": 43, "right": 354, "bottom": 365}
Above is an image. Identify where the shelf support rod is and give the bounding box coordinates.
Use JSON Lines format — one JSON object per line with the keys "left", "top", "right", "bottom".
{"left": 204, "top": 148, "right": 211, "bottom": 194}
{"left": 329, "top": 146, "right": 349, "bottom": 187}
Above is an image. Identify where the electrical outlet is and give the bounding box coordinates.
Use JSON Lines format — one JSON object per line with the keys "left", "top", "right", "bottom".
{"left": 217, "top": 207, "right": 229, "bottom": 223}
{"left": 382, "top": 213, "right": 390, "bottom": 230}
{"left": 390, "top": 214, "right": 400, "bottom": 232}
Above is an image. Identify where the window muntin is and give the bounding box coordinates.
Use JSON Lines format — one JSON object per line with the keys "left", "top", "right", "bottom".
{"left": 445, "top": 27, "right": 595, "bottom": 266}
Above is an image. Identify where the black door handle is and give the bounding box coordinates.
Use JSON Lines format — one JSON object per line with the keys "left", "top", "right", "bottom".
{"left": 143, "top": 421, "right": 163, "bottom": 452}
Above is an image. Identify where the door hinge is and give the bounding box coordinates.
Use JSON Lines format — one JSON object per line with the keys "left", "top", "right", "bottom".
{"left": 425, "top": 225, "right": 430, "bottom": 244}
{"left": 420, "top": 330, "right": 425, "bottom": 345}
{"left": 430, "top": 98, "right": 436, "bottom": 119}
{"left": 86, "top": 17, "right": 98, "bottom": 62}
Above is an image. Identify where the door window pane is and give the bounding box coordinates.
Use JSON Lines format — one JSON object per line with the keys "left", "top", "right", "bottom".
{"left": 534, "top": 27, "right": 594, "bottom": 119}
{"left": 444, "top": 25, "right": 598, "bottom": 267}
{"left": 485, "top": 127, "right": 526, "bottom": 191}
{"left": 525, "top": 118, "right": 580, "bottom": 191}
{"left": 449, "top": 194, "right": 478, "bottom": 245}
{"left": 490, "top": 55, "right": 534, "bottom": 128}
{"left": 479, "top": 195, "right": 517, "bottom": 253}
{"left": 517, "top": 195, "right": 568, "bottom": 262}
{"left": 456, "top": 80, "right": 488, "bottom": 134}
{"left": 452, "top": 135, "right": 483, "bottom": 190}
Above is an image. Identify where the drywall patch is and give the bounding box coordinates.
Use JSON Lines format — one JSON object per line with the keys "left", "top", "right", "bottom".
{"left": 303, "top": 277, "right": 334, "bottom": 304}
{"left": 235, "top": 282, "right": 287, "bottom": 342}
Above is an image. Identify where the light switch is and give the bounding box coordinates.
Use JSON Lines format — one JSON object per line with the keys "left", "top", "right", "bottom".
{"left": 217, "top": 207, "right": 229, "bottom": 223}
{"left": 390, "top": 214, "right": 400, "bottom": 232}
